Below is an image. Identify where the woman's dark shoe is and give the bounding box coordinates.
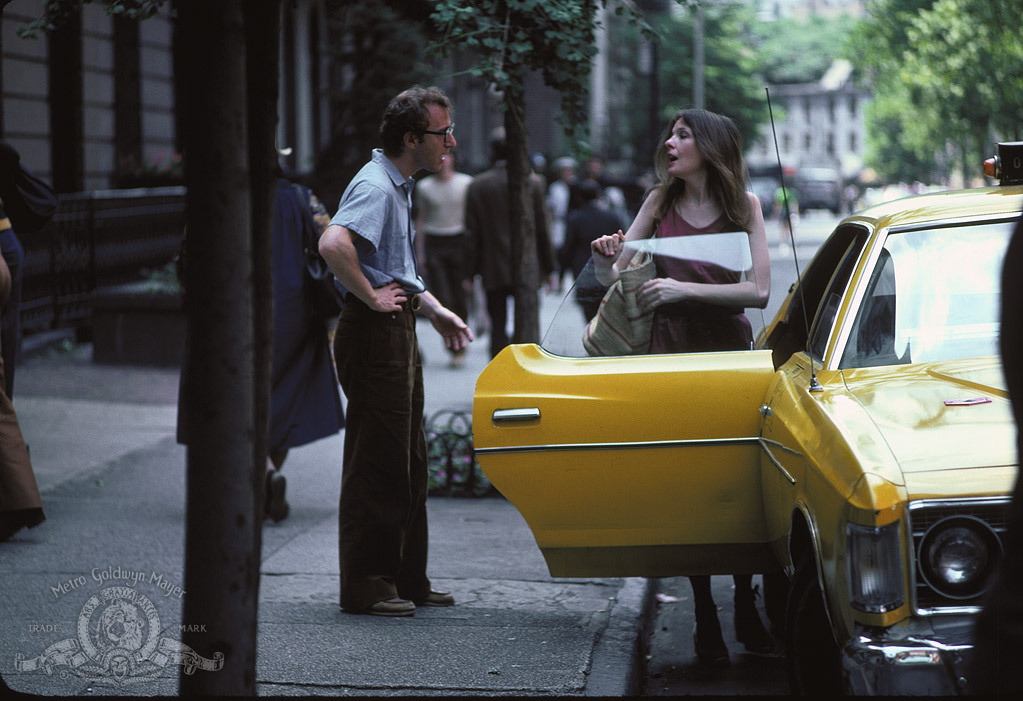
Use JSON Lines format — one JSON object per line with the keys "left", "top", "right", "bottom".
{"left": 265, "top": 469, "right": 289, "bottom": 523}
{"left": 734, "top": 594, "right": 777, "bottom": 655}
{"left": 693, "top": 613, "right": 730, "bottom": 667}
{"left": 0, "top": 509, "right": 45, "bottom": 541}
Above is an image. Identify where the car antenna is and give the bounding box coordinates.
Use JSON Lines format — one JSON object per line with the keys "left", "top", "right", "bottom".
{"left": 766, "top": 87, "right": 822, "bottom": 392}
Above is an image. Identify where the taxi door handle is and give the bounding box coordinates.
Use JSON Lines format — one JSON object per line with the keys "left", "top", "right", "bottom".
{"left": 492, "top": 408, "right": 541, "bottom": 423}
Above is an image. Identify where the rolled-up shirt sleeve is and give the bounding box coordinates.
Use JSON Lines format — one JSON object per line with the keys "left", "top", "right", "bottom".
{"left": 329, "top": 182, "right": 394, "bottom": 288}
{"left": 331, "top": 181, "right": 386, "bottom": 252}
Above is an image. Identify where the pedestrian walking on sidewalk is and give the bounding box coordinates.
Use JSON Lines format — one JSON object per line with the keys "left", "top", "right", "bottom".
{"left": 546, "top": 156, "right": 577, "bottom": 260}
{"left": 413, "top": 149, "right": 473, "bottom": 368}
{"left": 175, "top": 167, "right": 345, "bottom": 524}
{"left": 464, "top": 127, "right": 556, "bottom": 359}
{"left": 560, "top": 178, "right": 626, "bottom": 320}
{"left": 0, "top": 253, "right": 44, "bottom": 541}
{"left": 0, "top": 141, "right": 54, "bottom": 541}
{"left": 318, "top": 86, "right": 473, "bottom": 617}
{"left": 263, "top": 170, "right": 346, "bottom": 522}
{"left": 0, "top": 141, "right": 58, "bottom": 398}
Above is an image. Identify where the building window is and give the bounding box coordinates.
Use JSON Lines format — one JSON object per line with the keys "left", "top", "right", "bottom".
{"left": 849, "top": 131, "right": 858, "bottom": 153}
{"left": 826, "top": 132, "right": 834, "bottom": 155}
{"left": 804, "top": 132, "right": 812, "bottom": 150}
{"left": 48, "top": 6, "right": 84, "bottom": 192}
{"left": 114, "top": 16, "right": 142, "bottom": 183}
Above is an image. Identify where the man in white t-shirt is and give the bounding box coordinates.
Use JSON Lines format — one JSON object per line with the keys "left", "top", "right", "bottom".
{"left": 546, "top": 157, "right": 576, "bottom": 256}
{"left": 414, "top": 151, "right": 473, "bottom": 366}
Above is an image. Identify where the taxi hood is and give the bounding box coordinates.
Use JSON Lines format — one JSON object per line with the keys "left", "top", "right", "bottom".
{"left": 841, "top": 358, "right": 1016, "bottom": 480}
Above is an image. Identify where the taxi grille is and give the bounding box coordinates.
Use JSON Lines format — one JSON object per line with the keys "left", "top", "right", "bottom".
{"left": 908, "top": 498, "right": 1011, "bottom": 614}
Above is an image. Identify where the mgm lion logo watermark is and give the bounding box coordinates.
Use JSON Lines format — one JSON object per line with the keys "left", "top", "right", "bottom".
{"left": 15, "top": 583, "right": 222, "bottom": 685}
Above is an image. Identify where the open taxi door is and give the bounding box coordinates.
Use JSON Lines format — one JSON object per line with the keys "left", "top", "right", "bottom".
{"left": 472, "top": 233, "right": 779, "bottom": 577}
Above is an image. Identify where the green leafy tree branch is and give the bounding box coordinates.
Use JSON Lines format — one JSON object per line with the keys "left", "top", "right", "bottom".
{"left": 851, "top": 0, "right": 1023, "bottom": 184}
{"left": 428, "top": 0, "right": 650, "bottom": 344}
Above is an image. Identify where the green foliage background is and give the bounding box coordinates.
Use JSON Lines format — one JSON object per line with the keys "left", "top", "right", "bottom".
{"left": 849, "top": 0, "right": 1023, "bottom": 184}
{"left": 17, "top": 0, "right": 1022, "bottom": 189}
{"left": 750, "top": 11, "right": 852, "bottom": 86}
{"left": 311, "top": 0, "right": 436, "bottom": 208}
{"left": 646, "top": 2, "right": 767, "bottom": 157}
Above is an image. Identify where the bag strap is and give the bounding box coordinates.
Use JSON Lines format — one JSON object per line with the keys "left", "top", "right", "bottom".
{"left": 291, "top": 183, "right": 320, "bottom": 251}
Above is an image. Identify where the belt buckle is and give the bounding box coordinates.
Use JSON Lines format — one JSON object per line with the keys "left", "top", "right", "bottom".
{"left": 410, "top": 294, "right": 421, "bottom": 312}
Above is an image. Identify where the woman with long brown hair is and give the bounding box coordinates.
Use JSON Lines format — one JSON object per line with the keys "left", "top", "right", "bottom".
{"left": 591, "top": 108, "right": 773, "bottom": 665}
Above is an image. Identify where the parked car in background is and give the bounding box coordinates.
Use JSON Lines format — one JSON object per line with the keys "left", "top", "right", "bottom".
{"left": 750, "top": 174, "right": 779, "bottom": 219}
{"left": 795, "top": 166, "right": 842, "bottom": 214}
{"left": 473, "top": 157, "right": 1022, "bottom": 694}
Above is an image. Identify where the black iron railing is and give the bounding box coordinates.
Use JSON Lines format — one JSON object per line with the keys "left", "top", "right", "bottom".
{"left": 19, "top": 186, "right": 185, "bottom": 336}
{"left": 425, "top": 409, "right": 495, "bottom": 497}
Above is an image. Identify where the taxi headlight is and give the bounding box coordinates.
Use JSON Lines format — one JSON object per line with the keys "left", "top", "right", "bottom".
{"left": 848, "top": 521, "right": 905, "bottom": 613}
{"left": 918, "top": 516, "right": 1000, "bottom": 600}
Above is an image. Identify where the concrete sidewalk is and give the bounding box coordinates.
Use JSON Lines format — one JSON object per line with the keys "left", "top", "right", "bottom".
{"left": 0, "top": 305, "right": 651, "bottom": 696}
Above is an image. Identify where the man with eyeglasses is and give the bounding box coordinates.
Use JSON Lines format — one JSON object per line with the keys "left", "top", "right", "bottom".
{"left": 319, "top": 86, "right": 473, "bottom": 617}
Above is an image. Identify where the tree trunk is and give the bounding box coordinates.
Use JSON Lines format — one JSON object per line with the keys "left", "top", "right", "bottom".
{"left": 0, "top": 6, "right": 5, "bottom": 136}
{"left": 504, "top": 79, "right": 540, "bottom": 344}
{"left": 177, "top": 1, "right": 260, "bottom": 694}
{"left": 245, "top": 0, "right": 280, "bottom": 586}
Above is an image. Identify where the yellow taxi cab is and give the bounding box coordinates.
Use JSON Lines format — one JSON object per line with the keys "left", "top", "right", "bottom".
{"left": 472, "top": 142, "right": 1022, "bottom": 695}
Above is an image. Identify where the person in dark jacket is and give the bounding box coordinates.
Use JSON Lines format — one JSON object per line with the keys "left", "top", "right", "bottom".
{"left": 559, "top": 179, "right": 625, "bottom": 320}
{"left": 263, "top": 175, "right": 346, "bottom": 521}
{"left": 177, "top": 169, "right": 345, "bottom": 523}
{"left": 969, "top": 215, "right": 1023, "bottom": 694}
{"left": 464, "top": 128, "right": 556, "bottom": 358}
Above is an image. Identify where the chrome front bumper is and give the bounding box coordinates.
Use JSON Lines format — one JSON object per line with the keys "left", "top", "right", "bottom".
{"left": 842, "top": 626, "right": 974, "bottom": 695}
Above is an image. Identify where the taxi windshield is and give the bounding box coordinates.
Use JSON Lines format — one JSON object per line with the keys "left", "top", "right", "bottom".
{"left": 540, "top": 232, "right": 764, "bottom": 358}
{"left": 840, "top": 219, "right": 1015, "bottom": 368}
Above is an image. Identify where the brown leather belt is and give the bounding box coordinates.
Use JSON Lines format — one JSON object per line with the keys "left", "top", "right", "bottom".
{"left": 344, "top": 292, "right": 422, "bottom": 312}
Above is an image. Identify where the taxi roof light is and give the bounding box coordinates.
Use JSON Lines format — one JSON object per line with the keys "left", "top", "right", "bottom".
{"left": 984, "top": 141, "right": 1023, "bottom": 185}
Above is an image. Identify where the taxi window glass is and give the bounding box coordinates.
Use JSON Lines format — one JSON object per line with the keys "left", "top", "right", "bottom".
{"left": 840, "top": 220, "right": 1014, "bottom": 368}
{"left": 540, "top": 232, "right": 764, "bottom": 358}
{"left": 807, "top": 237, "right": 862, "bottom": 361}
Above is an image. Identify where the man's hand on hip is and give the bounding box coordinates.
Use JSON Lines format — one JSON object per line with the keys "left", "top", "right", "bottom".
{"left": 368, "top": 282, "right": 408, "bottom": 313}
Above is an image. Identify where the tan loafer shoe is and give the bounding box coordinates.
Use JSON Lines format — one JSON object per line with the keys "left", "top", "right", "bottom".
{"left": 415, "top": 590, "right": 454, "bottom": 607}
{"left": 357, "top": 597, "right": 415, "bottom": 617}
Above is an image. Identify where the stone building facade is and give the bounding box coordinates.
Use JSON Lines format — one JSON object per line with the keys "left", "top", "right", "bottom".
{"left": 746, "top": 59, "right": 872, "bottom": 181}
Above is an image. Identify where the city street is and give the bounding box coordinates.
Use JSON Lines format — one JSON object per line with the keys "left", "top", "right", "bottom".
{"left": 763, "top": 209, "right": 842, "bottom": 325}
{"left": 1, "top": 209, "right": 838, "bottom": 696}
{"left": 3, "top": 339, "right": 645, "bottom": 696}
{"left": 642, "top": 576, "right": 788, "bottom": 696}
{"left": 1, "top": 0, "right": 1011, "bottom": 693}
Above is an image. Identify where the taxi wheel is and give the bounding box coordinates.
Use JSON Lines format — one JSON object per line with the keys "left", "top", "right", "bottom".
{"left": 784, "top": 554, "right": 842, "bottom": 695}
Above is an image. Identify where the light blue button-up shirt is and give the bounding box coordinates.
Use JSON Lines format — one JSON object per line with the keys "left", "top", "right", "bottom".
{"left": 329, "top": 148, "right": 426, "bottom": 294}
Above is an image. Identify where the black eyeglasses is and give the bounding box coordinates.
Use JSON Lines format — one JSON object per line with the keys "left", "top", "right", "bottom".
{"left": 422, "top": 124, "right": 455, "bottom": 140}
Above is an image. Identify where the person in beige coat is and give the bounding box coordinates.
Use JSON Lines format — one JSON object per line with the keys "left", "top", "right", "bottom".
{"left": 0, "top": 251, "right": 44, "bottom": 541}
